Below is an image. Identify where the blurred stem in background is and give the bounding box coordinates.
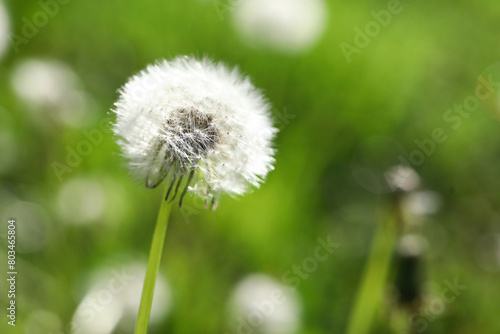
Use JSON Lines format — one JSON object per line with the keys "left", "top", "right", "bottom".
{"left": 346, "top": 200, "right": 401, "bottom": 334}
{"left": 134, "top": 186, "right": 173, "bottom": 334}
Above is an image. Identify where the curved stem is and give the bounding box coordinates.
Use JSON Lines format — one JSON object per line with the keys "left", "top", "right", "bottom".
{"left": 134, "top": 186, "right": 173, "bottom": 334}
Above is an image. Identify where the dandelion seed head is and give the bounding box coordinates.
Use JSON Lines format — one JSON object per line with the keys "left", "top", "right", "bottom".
{"left": 112, "top": 57, "right": 277, "bottom": 204}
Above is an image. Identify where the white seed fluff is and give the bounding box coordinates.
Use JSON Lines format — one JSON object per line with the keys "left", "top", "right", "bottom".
{"left": 112, "top": 57, "right": 276, "bottom": 205}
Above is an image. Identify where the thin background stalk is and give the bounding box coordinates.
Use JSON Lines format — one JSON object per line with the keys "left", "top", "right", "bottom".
{"left": 134, "top": 186, "right": 173, "bottom": 334}
{"left": 346, "top": 208, "right": 399, "bottom": 334}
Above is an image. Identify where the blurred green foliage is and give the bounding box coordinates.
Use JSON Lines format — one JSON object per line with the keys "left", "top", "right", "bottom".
{"left": 1, "top": 0, "right": 500, "bottom": 333}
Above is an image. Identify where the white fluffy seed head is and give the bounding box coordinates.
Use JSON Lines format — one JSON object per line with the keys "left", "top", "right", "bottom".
{"left": 112, "top": 57, "right": 277, "bottom": 205}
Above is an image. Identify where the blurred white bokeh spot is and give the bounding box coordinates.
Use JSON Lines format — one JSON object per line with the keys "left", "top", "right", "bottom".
{"left": 402, "top": 191, "right": 441, "bottom": 216}
{"left": 385, "top": 165, "right": 421, "bottom": 193}
{"left": 57, "top": 177, "right": 107, "bottom": 225}
{"left": 0, "top": 1, "right": 10, "bottom": 60}
{"left": 72, "top": 263, "right": 172, "bottom": 334}
{"left": 11, "top": 59, "right": 95, "bottom": 127}
{"left": 12, "top": 59, "right": 79, "bottom": 106}
{"left": 25, "top": 309, "right": 64, "bottom": 334}
{"left": 397, "top": 234, "right": 428, "bottom": 257}
{"left": 2, "top": 201, "right": 49, "bottom": 253}
{"left": 74, "top": 302, "right": 122, "bottom": 334}
{"left": 233, "top": 0, "right": 328, "bottom": 53}
{"left": 229, "top": 273, "right": 301, "bottom": 334}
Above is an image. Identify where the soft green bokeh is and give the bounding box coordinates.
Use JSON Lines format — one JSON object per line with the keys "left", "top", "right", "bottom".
{"left": 1, "top": 0, "right": 500, "bottom": 333}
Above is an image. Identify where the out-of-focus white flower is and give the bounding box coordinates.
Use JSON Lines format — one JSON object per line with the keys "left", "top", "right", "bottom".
{"left": 385, "top": 165, "right": 421, "bottom": 192}
{"left": 402, "top": 191, "right": 441, "bottom": 216}
{"left": 232, "top": 0, "right": 328, "bottom": 53}
{"left": 11, "top": 59, "right": 94, "bottom": 127}
{"left": 12, "top": 59, "right": 78, "bottom": 106}
{"left": 229, "top": 274, "right": 301, "bottom": 334}
{"left": 72, "top": 263, "right": 172, "bottom": 334}
{"left": 57, "top": 178, "right": 107, "bottom": 225}
{"left": 0, "top": 1, "right": 9, "bottom": 60}
{"left": 112, "top": 56, "right": 276, "bottom": 208}
{"left": 397, "top": 234, "right": 428, "bottom": 257}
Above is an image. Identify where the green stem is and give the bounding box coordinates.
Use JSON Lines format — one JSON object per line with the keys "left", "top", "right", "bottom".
{"left": 134, "top": 186, "right": 173, "bottom": 334}
{"left": 346, "top": 210, "right": 398, "bottom": 334}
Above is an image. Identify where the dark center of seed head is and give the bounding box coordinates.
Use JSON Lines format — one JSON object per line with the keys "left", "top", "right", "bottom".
{"left": 170, "top": 107, "right": 219, "bottom": 155}
{"left": 146, "top": 108, "right": 219, "bottom": 189}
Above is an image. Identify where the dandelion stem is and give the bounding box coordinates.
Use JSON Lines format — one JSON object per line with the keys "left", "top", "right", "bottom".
{"left": 346, "top": 207, "right": 399, "bottom": 334}
{"left": 134, "top": 185, "right": 173, "bottom": 334}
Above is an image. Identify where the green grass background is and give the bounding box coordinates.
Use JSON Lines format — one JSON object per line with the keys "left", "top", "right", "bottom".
{"left": 1, "top": 0, "right": 500, "bottom": 333}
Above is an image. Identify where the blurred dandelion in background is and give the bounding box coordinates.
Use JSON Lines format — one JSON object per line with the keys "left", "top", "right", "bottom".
{"left": 11, "top": 59, "right": 96, "bottom": 128}
{"left": 385, "top": 165, "right": 421, "bottom": 193}
{"left": 0, "top": 1, "right": 9, "bottom": 61}
{"left": 385, "top": 166, "right": 442, "bottom": 226}
{"left": 397, "top": 233, "right": 428, "bottom": 259}
{"left": 229, "top": 273, "right": 302, "bottom": 334}
{"left": 402, "top": 191, "right": 441, "bottom": 216}
{"left": 54, "top": 176, "right": 131, "bottom": 227}
{"left": 232, "top": 0, "right": 328, "bottom": 53}
{"left": 72, "top": 263, "right": 172, "bottom": 334}
{"left": 56, "top": 177, "right": 107, "bottom": 225}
